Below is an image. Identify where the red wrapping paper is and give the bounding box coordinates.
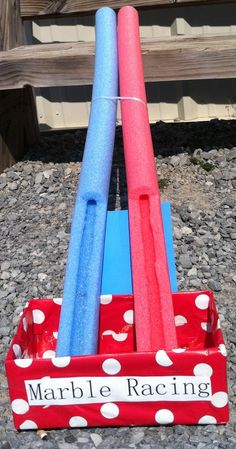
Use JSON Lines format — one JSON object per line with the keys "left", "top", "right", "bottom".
{"left": 5, "top": 292, "right": 229, "bottom": 429}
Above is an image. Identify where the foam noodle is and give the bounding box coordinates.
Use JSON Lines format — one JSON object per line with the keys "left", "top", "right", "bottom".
{"left": 56, "top": 7, "right": 118, "bottom": 356}
{"left": 118, "top": 6, "right": 177, "bottom": 351}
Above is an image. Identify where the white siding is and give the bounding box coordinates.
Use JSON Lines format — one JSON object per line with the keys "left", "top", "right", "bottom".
{"left": 24, "top": 3, "right": 236, "bottom": 129}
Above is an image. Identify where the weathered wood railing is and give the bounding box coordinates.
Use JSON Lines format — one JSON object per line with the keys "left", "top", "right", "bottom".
{"left": 0, "top": 0, "right": 236, "bottom": 172}
{"left": 20, "top": 0, "right": 236, "bottom": 18}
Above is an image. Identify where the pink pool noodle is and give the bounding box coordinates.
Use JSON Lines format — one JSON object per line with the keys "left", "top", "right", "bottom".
{"left": 118, "top": 6, "right": 177, "bottom": 351}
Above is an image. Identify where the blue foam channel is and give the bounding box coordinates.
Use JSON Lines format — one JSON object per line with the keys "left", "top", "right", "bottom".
{"left": 101, "top": 202, "right": 178, "bottom": 295}
{"left": 56, "top": 7, "right": 118, "bottom": 357}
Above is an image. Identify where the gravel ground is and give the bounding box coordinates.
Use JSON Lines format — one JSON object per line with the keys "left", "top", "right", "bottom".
{"left": 0, "top": 120, "right": 235, "bottom": 449}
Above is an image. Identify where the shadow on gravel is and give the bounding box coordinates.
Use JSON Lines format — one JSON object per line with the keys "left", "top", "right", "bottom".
{"left": 24, "top": 119, "right": 236, "bottom": 166}
{"left": 22, "top": 119, "right": 236, "bottom": 211}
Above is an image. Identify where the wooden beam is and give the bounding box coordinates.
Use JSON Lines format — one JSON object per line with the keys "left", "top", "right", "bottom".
{"left": 0, "top": 0, "right": 39, "bottom": 173}
{"left": 20, "top": 0, "right": 236, "bottom": 19}
{"left": 0, "top": 34, "right": 236, "bottom": 91}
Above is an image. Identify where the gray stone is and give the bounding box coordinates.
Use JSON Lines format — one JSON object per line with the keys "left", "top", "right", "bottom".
{"left": 194, "top": 237, "right": 205, "bottom": 247}
{"left": 221, "top": 169, "right": 236, "bottom": 180}
{"left": 38, "top": 273, "right": 48, "bottom": 282}
{"left": 179, "top": 254, "right": 192, "bottom": 269}
{"left": 207, "top": 149, "right": 219, "bottom": 158}
{"left": 65, "top": 167, "right": 72, "bottom": 176}
{"left": 208, "top": 280, "right": 222, "bottom": 292}
{"left": 1, "top": 442, "right": 11, "bottom": 449}
{"left": 58, "top": 202, "right": 67, "bottom": 210}
{"left": 193, "top": 148, "right": 202, "bottom": 157}
{"left": 8, "top": 182, "right": 18, "bottom": 191}
{"left": 0, "top": 327, "right": 10, "bottom": 336}
{"left": 0, "top": 272, "right": 10, "bottom": 280}
{"left": 0, "top": 179, "right": 7, "bottom": 189}
{"left": 187, "top": 267, "right": 197, "bottom": 277}
{"left": 1, "top": 262, "right": 10, "bottom": 271}
{"left": 90, "top": 433, "right": 103, "bottom": 447}
{"left": 64, "top": 434, "right": 77, "bottom": 443}
{"left": 179, "top": 154, "right": 189, "bottom": 167}
{"left": 182, "top": 226, "right": 193, "bottom": 235}
{"left": 130, "top": 430, "right": 145, "bottom": 444}
{"left": 189, "top": 278, "right": 202, "bottom": 289}
{"left": 35, "top": 173, "right": 43, "bottom": 184}
{"left": 170, "top": 155, "right": 180, "bottom": 167}
{"left": 43, "top": 169, "right": 54, "bottom": 179}
{"left": 227, "top": 148, "right": 236, "bottom": 161}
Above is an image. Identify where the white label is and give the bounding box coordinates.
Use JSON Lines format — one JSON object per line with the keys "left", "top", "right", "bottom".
{"left": 25, "top": 376, "right": 212, "bottom": 406}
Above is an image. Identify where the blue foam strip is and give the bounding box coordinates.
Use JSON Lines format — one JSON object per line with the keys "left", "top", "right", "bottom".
{"left": 102, "top": 210, "right": 132, "bottom": 295}
{"left": 161, "top": 202, "right": 178, "bottom": 293}
{"left": 56, "top": 7, "right": 118, "bottom": 357}
{"left": 101, "top": 202, "right": 178, "bottom": 295}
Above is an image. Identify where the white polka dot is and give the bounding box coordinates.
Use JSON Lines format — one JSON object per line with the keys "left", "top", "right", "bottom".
{"left": 102, "top": 358, "right": 121, "bottom": 375}
{"left": 194, "top": 363, "right": 213, "bottom": 377}
{"left": 172, "top": 348, "right": 186, "bottom": 353}
{"left": 155, "top": 409, "right": 174, "bottom": 425}
{"left": 52, "top": 356, "right": 71, "bottom": 368}
{"left": 24, "top": 301, "right": 29, "bottom": 309}
{"left": 218, "top": 344, "right": 227, "bottom": 357}
{"left": 175, "top": 315, "right": 187, "bottom": 326}
{"left": 102, "top": 330, "right": 128, "bottom": 341}
{"left": 155, "top": 350, "right": 173, "bottom": 367}
{"left": 100, "top": 403, "right": 119, "bottom": 419}
{"left": 23, "top": 317, "right": 28, "bottom": 333}
{"left": 13, "top": 344, "right": 22, "bottom": 358}
{"left": 69, "top": 416, "right": 88, "bottom": 427}
{"left": 195, "top": 294, "right": 210, "bottom": 310}
{"left": 32, "top": 309, "right": 45, "bottom": 324}
{"left": 53, "top": 332, "right": 58, "bottom": 339}
{"left": 201, "top": 322, "right": 212, "bottom": 332}
{"left": 198, "top": 415, "right": 217, "bottom": 425}
{"left": 42, "top": 350, "right": 55, "bottom": 359}
{"left": 216, "top": 319, "right": 221, "bottom": 330}
{"left": 211, "top": 392, "right": 228, "bottom": 408}
{"left": 19, "top": 420, "right": 38, "bottom": 430}
{"left": 12, "top": 399, "right": 29, "bottom": 415}
{"left": 123, "top": 310, "right": 134, "bottom": 324}
{"left": 14, "top": 359, "right": 33, "bottom": 368}
{"left": 100, "top": 295, "right": 112, "bottom": 305}
{"left": 53, "top": 297, "right": 62, "bottom": 305}
{"left": 19, "top": 311, "right": 23, "bottom": 317}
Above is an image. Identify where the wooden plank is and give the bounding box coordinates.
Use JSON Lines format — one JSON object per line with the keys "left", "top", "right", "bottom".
{"left": 20, "top": 0, "right": 236, "bottom": 19}
{"left": 1, "top": 0, "right": 23, "bottom": 49}
{"left": 0, "top": 34, "right": 236, "bottom": 91}
{"left": 0, "top": 0, "right": 39, "bottom": 173}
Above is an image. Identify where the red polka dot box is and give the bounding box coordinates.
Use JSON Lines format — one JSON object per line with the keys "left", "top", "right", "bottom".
{"left": 5, "top": 291, "right": 229, "bottom": 430}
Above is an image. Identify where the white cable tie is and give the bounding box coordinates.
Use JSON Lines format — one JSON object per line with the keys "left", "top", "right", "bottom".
{"left": 93, "top": 95, "right": 146, "bottom": 106}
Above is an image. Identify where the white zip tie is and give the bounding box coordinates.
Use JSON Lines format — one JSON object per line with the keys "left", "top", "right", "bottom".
{"left": 93, "top": 95, "right": 146, "bottom": 106}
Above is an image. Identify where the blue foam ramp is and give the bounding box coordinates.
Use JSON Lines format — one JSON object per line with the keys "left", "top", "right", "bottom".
{"left": 56, "top": 7, "right": 118, "bottom": 357}
{"left": 161, "top": 202, "right": 178, "bottom": 293}
{"left": 101, "top": 202, "right": 178, "bottom": 295}
{"left": 102, "top": 210, "right": 132, "bottom": 295}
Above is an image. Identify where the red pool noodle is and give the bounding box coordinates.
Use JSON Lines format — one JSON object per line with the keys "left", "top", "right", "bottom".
{"left": 118, "top": 6, "right": 177, "bottom": 351}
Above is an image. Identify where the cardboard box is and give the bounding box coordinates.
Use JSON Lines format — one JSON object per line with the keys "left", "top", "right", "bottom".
{"left": 5, "top": 291, "right": 229, "bottom": 429}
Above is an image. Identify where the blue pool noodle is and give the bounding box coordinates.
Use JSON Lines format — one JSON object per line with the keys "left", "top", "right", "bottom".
{"left": 56, "top": 7, "right": 118, "bottom": 357}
